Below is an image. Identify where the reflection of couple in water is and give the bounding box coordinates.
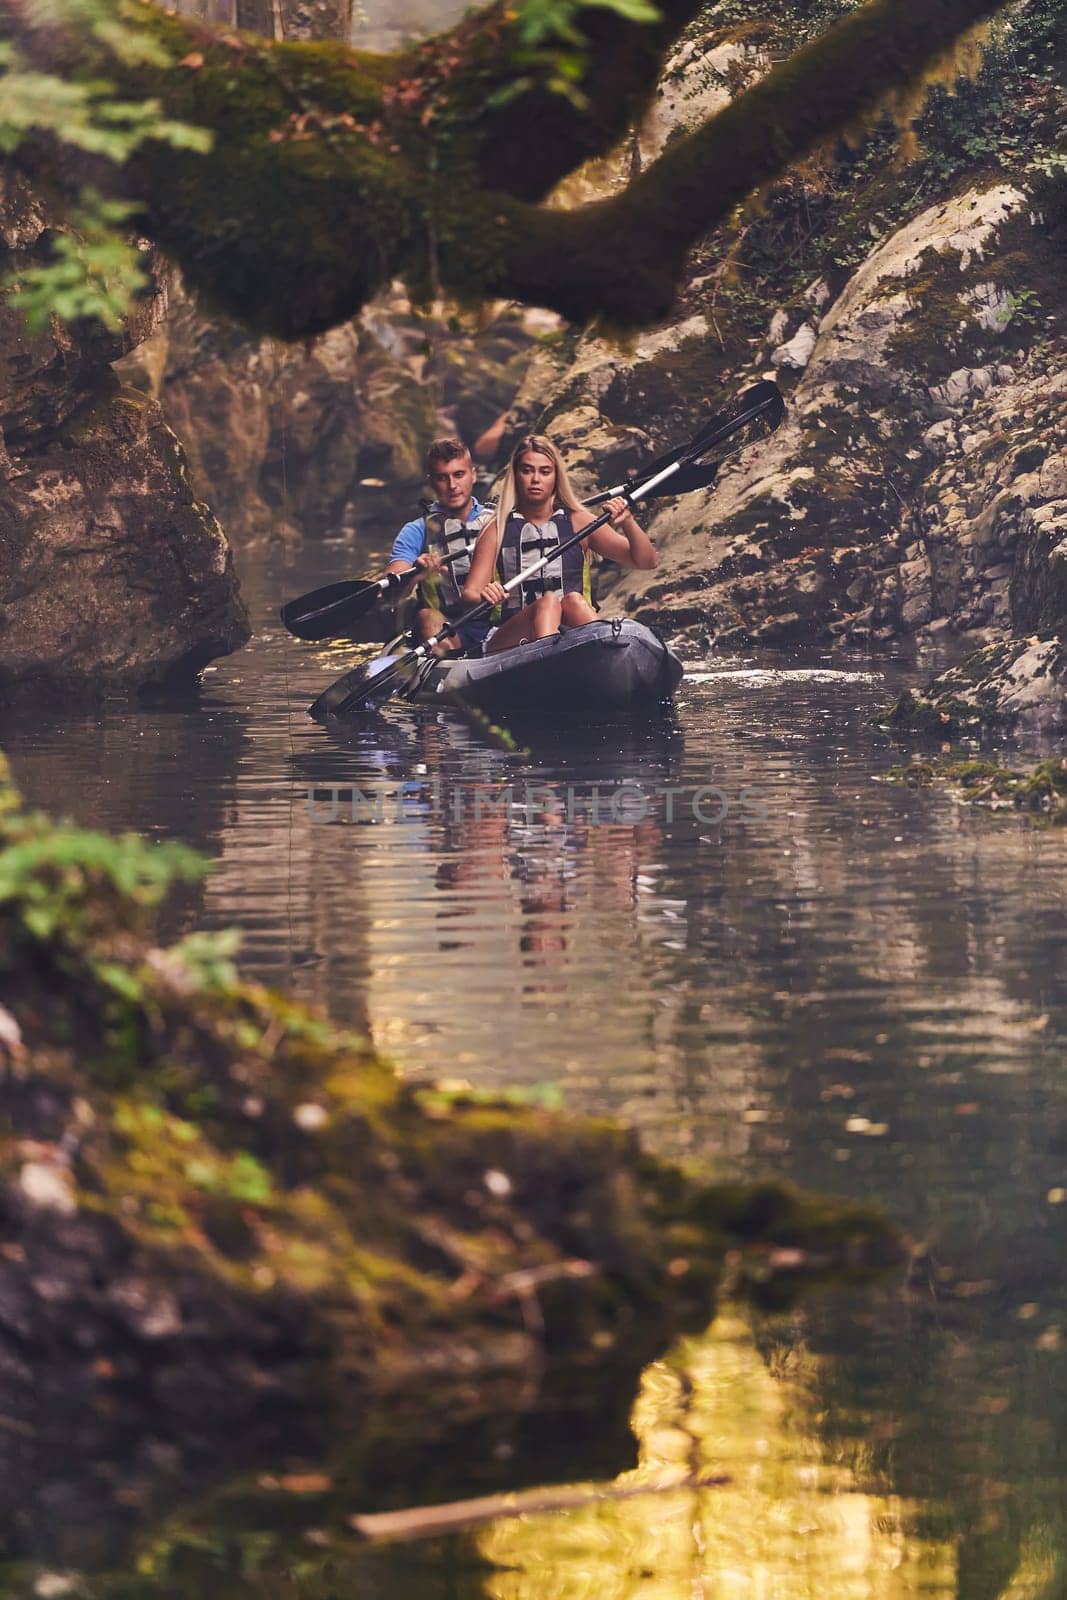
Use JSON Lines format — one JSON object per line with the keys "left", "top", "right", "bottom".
{"left": 432, "top": 768, "right": 664, "bottom": 971}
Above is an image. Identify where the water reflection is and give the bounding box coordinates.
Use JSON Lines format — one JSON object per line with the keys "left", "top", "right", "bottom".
{"left": 1, "top": 545, "right": 1066, "bottom": 1595}
{"left": 481, "top": 1311, "right": 960, "bottom": 1599}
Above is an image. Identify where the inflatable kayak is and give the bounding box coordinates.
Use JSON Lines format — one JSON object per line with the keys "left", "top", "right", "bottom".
{"left": 396, "top": 619, "right": 683, "bottom": 716}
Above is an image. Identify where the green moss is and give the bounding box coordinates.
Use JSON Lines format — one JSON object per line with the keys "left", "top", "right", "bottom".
{"left": 882, "top": 246, "right": 982, "bottom": 378}
{"left": 886, "top": 753, "right": 1067, "bottom": 821}
{"left": 0, "top": 749, "right": 902, "bottom": 1356}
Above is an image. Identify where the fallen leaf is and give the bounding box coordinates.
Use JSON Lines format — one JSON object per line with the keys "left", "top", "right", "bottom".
{"left": 178, "top": 51, "right": 204, "bottom": 68}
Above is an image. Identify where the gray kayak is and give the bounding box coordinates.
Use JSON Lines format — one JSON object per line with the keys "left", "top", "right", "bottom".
{"left": 402, "top": 619, "right": 683, "bottom": 715}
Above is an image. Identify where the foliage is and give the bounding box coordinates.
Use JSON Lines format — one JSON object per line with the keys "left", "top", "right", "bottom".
{"left": 0, "top": 766, "right": 210, "bottom": 1071}
{"left": 166, "top": 926, "right": 243, "bottom": 991}
{"left": 3, "top": 189, "right": 150, "bottom": 330}
{"left": 0, "top": 0, "right": 211, "bottom": 333}
{"left": 495, "top": 0, "right": 663, "bottom": 108}
{"left": 0, "top": 807, "right": 206, "bottom": 945}
{"left": 0, "top": 44, "right": 210, "bottom": 160}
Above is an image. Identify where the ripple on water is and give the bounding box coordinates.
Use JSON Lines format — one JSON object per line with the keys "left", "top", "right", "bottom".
{"left": 1, "top": 554, "right": 1065, "bottom": 1596}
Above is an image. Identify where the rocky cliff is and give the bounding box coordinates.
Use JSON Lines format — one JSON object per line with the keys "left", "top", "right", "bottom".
{"left": 0, "top": 175, "right": 250, "bottom": 701}
{"left": 505, "top": 0, "right": 1066, "bottom": 732}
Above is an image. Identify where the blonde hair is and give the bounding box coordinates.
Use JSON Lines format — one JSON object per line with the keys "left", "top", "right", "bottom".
{"left": 493, "top": 435, "right": 584, "bottom": 552}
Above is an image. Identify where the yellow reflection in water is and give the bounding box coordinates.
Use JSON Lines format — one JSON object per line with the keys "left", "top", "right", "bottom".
{"left": 479, "top": 1312, "right": 957, "bottom": 1600}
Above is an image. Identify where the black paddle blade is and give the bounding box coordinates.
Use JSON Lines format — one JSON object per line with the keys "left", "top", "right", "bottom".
{"left": 641, "top": 459, "right": 721, "bottom": 499}
{"left": 281, "top": 577, "right": 390, "bottom": 641}
{"left": 686, "top": 379, "right": 784, "bottom": 461}
{"left": 587, "top": 380, "right": 784, "bottom": 505}
{"left": 309, "top": 653, "right": 420, "bottom": 721}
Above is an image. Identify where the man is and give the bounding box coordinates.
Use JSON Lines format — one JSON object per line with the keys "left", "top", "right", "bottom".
{"left": 388, "top": 438, "right": 497, "bottom": 656}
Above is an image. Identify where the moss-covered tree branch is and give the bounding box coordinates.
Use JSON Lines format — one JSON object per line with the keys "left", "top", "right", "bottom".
{"left": 3, "top": 0, "right": 1014, "bottom": 334}
{"left": 484, "top": 0, "right": 1018, "bottom": 324}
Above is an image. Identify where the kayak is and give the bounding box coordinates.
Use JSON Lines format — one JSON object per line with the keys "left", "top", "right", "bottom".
{"left": 396, "top": 619, "right": 684, "bottom": 715}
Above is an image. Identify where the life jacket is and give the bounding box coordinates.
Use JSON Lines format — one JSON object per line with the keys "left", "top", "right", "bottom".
{"left": 497, "top": 507, "right": 591, "bottom": 617}
{"left": 419, "top": 502, "right": 496, "bottom": 619}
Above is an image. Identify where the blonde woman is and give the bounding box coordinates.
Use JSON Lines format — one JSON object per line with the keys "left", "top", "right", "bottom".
{"left": 462, "top": 436, "right": 656, "bottom": 655}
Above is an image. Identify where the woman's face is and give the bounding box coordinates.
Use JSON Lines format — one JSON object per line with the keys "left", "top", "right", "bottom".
{"left": 515, "top": 449, "right": 556, "bottom": 510}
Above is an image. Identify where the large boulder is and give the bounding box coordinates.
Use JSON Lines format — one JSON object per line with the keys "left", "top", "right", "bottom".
{"left": 0, "top": 385, "right": 249, "bottom": 698}
{"left": 0, "top": 175, "right": 250, "bottom": 700}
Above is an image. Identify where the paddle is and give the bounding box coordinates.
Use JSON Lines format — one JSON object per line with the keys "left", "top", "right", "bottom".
{"left": 582, "top": 379, "right": 783, "bottom": 505}
{"left": 280, "top": 549, "right": 471, "bottom": 643}
{"left": 309, "top": 382, "right": 784, "bottom": 722}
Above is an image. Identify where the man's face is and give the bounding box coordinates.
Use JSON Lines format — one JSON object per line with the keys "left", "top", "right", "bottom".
{"left": 430, "top": 456, "right": 475, "bottom": 514}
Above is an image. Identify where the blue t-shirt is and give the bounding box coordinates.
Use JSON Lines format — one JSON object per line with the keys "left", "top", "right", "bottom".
{"left": 390, "top": 499, "right": 486, "bottom": 565}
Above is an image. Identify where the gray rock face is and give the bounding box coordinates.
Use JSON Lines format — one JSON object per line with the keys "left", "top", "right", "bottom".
{"left": 0, "top": 384, "right": 249, "bottom": 698}
{"left": 890, "top": 638, "right": 1067, "bottom": 735}
{"left": 609, "top": 183, "right": 1064, "bottom": 649}
{"left": 0, "top": 176, "right": 249, "bottom": 700}
{"left": 510, "top": 152, "right": 1065, "bottom": 727}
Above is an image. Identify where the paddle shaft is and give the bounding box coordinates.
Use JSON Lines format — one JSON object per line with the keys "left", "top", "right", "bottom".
{"left": 378, "top": 546, "right": 465, "bottom": 594}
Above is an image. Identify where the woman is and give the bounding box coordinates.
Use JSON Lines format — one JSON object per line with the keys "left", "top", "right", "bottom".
{"left": 462, "top": 435, "right": 656, "bottom": 655}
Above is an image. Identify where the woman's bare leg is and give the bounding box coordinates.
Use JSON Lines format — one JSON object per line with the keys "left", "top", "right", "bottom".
{"left": 414, "top": 606, "right": 461, "bottom": 655}
{"left": 561, "top": 594, "right": 597, "bottom": 627}
{"left": 487, "top": 594, "right": 562, "bottom": 654}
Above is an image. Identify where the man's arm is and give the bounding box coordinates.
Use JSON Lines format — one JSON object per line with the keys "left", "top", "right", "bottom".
{"left": 388, "top": 518, "right": 441, "bottom": 595}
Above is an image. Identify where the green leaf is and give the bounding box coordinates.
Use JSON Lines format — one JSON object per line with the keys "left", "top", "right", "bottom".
{"left": 583, "top": 0, "right": 661, "bottom": 19}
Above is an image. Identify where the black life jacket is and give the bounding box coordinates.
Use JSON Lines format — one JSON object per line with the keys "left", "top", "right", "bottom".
{"left": 497, "top": 508, "right": 591, "bottom": 617}
{"left": 420, "top": 502, "right": 496, "bottom": 618}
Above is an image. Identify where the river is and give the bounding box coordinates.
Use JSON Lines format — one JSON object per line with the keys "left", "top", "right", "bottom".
{"left": 2, "top": 536, "right": 1065, "bottom": 1597}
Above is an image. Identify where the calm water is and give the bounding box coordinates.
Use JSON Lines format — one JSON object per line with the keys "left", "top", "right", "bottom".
{"left": 2, "top": 542, "right": 1065, "bottom": 1597}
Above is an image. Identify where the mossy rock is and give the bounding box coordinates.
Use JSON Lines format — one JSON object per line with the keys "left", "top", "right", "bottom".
{"left": 887, "top": 637, "right": 1067, "bottom": 737}
{"left": 887, "top": 751, "right": 1067, "bottom": 822}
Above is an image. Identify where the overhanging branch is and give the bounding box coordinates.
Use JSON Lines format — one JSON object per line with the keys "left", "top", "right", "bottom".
{"left": 469, "top": 0, "right": 1015, "bottom": 324}
{"left": 2, "top": 0, "right": 1017, "bottom": 335}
